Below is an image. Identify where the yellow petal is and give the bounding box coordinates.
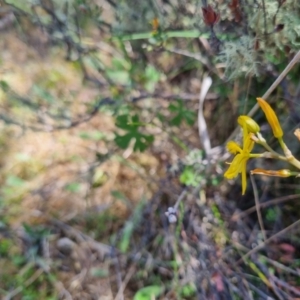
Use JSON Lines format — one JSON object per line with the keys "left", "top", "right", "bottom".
{"left": 241, "top": 160, "right": 247, "bottom": 195}
{"left": 244, "top": 134, "right": 255, "bottom": 152}
{"left": 238, "top": 115, "right": 260, "bottom": 133}
{"left": 226, "top": 141, "right": 242, "bottom": 154}
{"left": 224, "top": 154, "right": 244, "bottom": 179}
{"left": 257, "top": 98, "right": 283, "bottom": 138}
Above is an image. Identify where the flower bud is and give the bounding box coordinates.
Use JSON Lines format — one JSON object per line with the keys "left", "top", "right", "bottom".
{"left": 202, "top": 5, "right": 220, "bottom": 26}
{"left": 238, "top": 115, "right": 260, "bottom": 133}
{"left": 250, "top": 168, "right": 291, "bottom": 177}
{"left": 257, "top": 98, "right": 283, "bottom": 138}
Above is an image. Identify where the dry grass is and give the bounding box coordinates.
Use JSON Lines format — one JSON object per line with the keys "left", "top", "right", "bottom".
{"left": 0, "top": 32, "right": 162, "bottom": 229}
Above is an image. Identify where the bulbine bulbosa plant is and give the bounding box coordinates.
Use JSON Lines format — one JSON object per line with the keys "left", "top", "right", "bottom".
{"left": 224, "top": 97, "right": 300, "bottom": 195}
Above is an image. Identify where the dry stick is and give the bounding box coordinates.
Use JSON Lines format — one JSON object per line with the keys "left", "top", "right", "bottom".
{"left": 226, "top": 50, "right": 300, "bottom": 144}
{"left": 174, "top": 188, "right": 188, "bottom": 211}
{"left": 114, "top": 263, "right": 137, "bottom": 300}
{"left": 231, "top": 194, "right": 300, "bottom": 221}
{"left": 198, "top": 76, "right": 212, "bottom": 155}
{"left": 238, "top": 218, "right": 300, "bottom": 264}
{"left": 262, "top": 255, "right": 300, "bottom": 277}
{"left": 272, "top": 276, "right": 300, "bottom": 297}
{"left": 250, "top": 175, "right": 266, "bottom": 241}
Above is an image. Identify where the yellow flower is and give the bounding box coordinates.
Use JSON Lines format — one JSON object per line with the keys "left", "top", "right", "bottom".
{"left": 224, "top": 117, "right": 257, "bottom": 195}
{"left": 257, "top": 97, "right": 283, "bottom": 138}
{"left": 224, "top": 135, "right": 254, "bottom": 195}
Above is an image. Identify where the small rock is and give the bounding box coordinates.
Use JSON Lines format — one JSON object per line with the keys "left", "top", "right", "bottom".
{"left": 56, "top": 237, "right": 75, "bottom": 255}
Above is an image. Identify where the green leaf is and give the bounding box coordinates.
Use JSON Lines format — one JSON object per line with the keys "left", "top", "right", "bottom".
{"left": 115, "top": 114, "right": 137, "bottom": 130}
{"left": 133, "top": 134, "right": 154, "bottom": 151}
{"left": 90, "top": 268, "right": 109, "bottom": 278}
{"left": 170, "top": 114, "right": 182, "bottom": 126}
{"left": 114, "top": 132, "right": 132, "bottom": 149}
{"left": 119, "top": 221, "right": 134, "bottom": 253}
{"left": 6, "top": 175, "right": 26, "bottom": 187}
{"left": 134, "top": 286, "right": 164, "bottom": 300}
{"left": 181, "top": 283, "right": 196, "bottom": 297}
{"left": 119, "top": 200, "right": 145, "bottom": 253}
{"left": 112, "top": 57, "right": 131, "bottom": 70}
{"left": 144, "top": 65, "right": 161, "bottom": 92}
{"left": 92, "top": 169, "right": 108, "bottom": 188}
{"left": 0, "top": 238, "right": 13, "bottom": 256}
{"left": 114, "top": 114, "right": 154, "bottom": 151}
{"left": 131, "top": 114, "right": 139, "bottom": 124}
{"left": 168, "top": 100, "right": 196, "bottom": 126}
{"left": 32, "top": 85, "right": 55, "bottom": 103}
{"left": 179, "top": 166, "right": 202, "bottom": 187}
{"left": 0, "top": 80, "right": 10, "bottom": 92}
{"left": 79, "top": 131, "right": 106, "bottom": 141}
{"left": 111, "top": 190, "right": 127, "bottom": 201}
{"left": 106, "top": 70, "right": 131, "bottom": 85}
{"left": 64, "top": 182, "right": 81, "bottom": 193}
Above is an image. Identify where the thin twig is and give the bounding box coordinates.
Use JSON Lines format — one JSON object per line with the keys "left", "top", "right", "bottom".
{"left": 231, "top": 194, "right": 300, "bottom": 221}
{"left": 174, "top": 188, "right": 188, "bottom": 211}
{"left": 114, "top": 263, "right": 138, "bottom": 300}
{"left": 238, "top": 218, "right": 300, "bottom": 264}
{"left": 261, "top": 255, "right": 300, "bottom": 277}
{"left": 112, "top": 249, "right": 124, "bottom": 300}
{"left": 250, "top": 175, "right": 266, "bottom": 241}
{"left": 272, "top": 276, "right": 300, "bottom": 297}
{"left": 165, "top": 47, "right": 220, "bottom": 77}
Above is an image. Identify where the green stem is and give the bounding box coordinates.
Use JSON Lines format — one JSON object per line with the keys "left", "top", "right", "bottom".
{"left": 113, "top": 30, "right": 209, "bottom": 41}
{"left": 278, "top": 138, "right": 300, "bottom": 170}
{"left": 250, "top": 152, "right": 286, "bottom": 161}
{"left": 256, "top": 140, "right": 282, "bottom": 157}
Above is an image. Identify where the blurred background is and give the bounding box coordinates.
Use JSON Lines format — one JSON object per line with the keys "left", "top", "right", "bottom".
{"left": 1, "top": 0, "right": 300, "bottom": 299}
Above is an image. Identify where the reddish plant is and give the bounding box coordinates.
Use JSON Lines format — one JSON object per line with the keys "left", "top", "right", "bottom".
{"left": 229, "top": 0, "right": 242, "bottom": 23}
{"left": 202, "top": 5, "right": 220, "bottom": 26}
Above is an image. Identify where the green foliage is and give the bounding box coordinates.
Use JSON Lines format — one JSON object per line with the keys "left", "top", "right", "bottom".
{"left": 84, "top": 212, "right": 118, "bottom": 239}
{"left": 6, "top": 175, "right": 26, "bottom": 187}
{"left": 114, "top": 114, "right": 154, "bottom": 151}
{"left": 32, "top": 85, "right": 55, "bottom": 104}
{"left": 180, "top": 166, "right": 202, "bottom": 187}
{"left": 0, "top": 238, "right": 13, "bottom": 256}
{"left": 168, "top": 100, "right": 196, "bottom": 126}
{"left": 133, "top": 285, "right": 164, "bottom": 300}
{"left": 142, "top": 65, "right": 161, "bottom": 92}
{"left": 23, "top": 224, "right": 51, "bottom": 259}
{"left": 0, "top": 80, "right": 10, "bottom": 92}
{"left": 217, "top": 0, "right": 300, "bottom": 78}
{"left": 219, "top": 36, "right": 259, "bottom": 79}
{"left": 79, "top": 131, "right": 107, "bottom": 141}
{"left": 90, "top": 268, "right": 109, "bottom": 278}
{"left": 107, "top": 57, "right": 132, "bottom": 86}
{"left": 64, "top": 182, "right": 82, "bottom": 193}
{"left": 119, "top": 200, "right": 145, "bottom": 253}
{"left": 181, "top": 283, "right": 196, "bottom": 297}
{"left": 266, "top": 207, "right": 279, "bottom": 222}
